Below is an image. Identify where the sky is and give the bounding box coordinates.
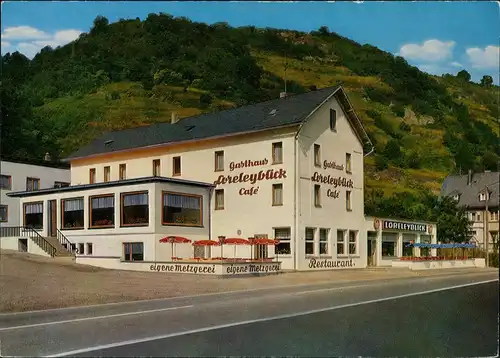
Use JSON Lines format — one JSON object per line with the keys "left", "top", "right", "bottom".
{"left": 1, "top": 1, "right": 499, "bottom": 84}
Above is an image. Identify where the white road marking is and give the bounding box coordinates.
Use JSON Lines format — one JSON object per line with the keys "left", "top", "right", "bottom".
{"left": 0, "top": 305, "right": 193, "bottom": 332}
{"left": 291, "top": 284, "right": 369, "bottom": 296}
{"left": 46, "top": 278, "right": 498, "bottom": 357}
{"left": 0, "top": 269, "right": 494, "bottom": 317}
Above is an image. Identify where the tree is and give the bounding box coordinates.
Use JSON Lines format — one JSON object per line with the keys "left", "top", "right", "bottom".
{"left": 480, "top": 75, "right": 493, "bottom": 87}
{"left": 318, "top": 26, "right": 329, "bottom": 36}
{"left": 456, "top": 70, "right": 471, "bottom": 82}
{"left": 430, "top": 196, "right": 472, "bottom": 243}
{"left": 383, "top": 139, "right": 402, "bottom": 162}
{"left": 90, "top": 15, "right": 109, "bottom": 35}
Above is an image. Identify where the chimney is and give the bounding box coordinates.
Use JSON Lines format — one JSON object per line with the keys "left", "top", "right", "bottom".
{"left": 279, "top": 92, "right": 287, "bottom": 99}
{"left": 171, "top": 111, "right": 179, "bottom": 124}
{"left": 44, "top": 152, "right": 51, "bottom": 162}
{"left": 467, "top": 169, "right": 472, "bottom": 185}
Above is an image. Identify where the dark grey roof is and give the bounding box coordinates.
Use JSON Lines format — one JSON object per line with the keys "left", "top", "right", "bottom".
{"left": 1, "top": 156, "right": 70, "bottom": 169}
{"left": 65, "top": 85, "right": 372, "bottom": 161}
{"left": 6, "top": 176, "right": 214, "bottom": 198}
{"left": 440, "top": 171, "right": 499, "bottom": 209}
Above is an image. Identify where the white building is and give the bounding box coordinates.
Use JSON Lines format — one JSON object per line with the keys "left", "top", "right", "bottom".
{"left": 4, "top": 86, "right": 441, "bottom": 273}
{"left": 1, "top": 159, "right": 70, "bottom": 228}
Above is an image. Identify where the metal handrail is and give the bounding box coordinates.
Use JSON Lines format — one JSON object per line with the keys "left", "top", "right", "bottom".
{"left": 21, "top": 226, "right": 57, "bottom": 257}
{"left": 56, "top": 229, "right": 74, "bottom": 254}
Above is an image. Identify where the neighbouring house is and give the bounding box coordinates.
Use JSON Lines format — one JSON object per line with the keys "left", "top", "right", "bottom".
{"left": 440, "top": 169, "right": 499, "bottom": 252}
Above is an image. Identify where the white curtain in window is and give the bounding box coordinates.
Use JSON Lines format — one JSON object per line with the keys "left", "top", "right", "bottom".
{"left": 305, "top": 228, "right": 314, "bottom": 241}
{"left": 64, "top": 198, "right": 84, "bottom": 212}
{"left": 273, "top": 185, "right": 283, "bottom": 204}
{"left": 25, "top": 203, "right": 43, "bottom": 214}
{"left": 124, "top": 193, "right": 148, "bottom": 206}
{"left": 273, "top": 144, "right": 282, "bottom": 162}
{"left": 92, "top": 196, "right": 114, "bottom": 209}
{"left": 164, "top": 194, "right": 200, "bottom": 209}
{"left": 274, "top": 228, "right": 291, "bottom": 240}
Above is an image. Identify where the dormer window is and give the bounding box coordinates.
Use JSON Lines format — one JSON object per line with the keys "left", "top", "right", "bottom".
{"left": 330, "top": 109, "right": 337, "bottom": 131}
{"left": 453, "top": 194, "right": 460, "bottom": 201}
{"left": 479, "top": 192, "right": 489, "bottom": 201}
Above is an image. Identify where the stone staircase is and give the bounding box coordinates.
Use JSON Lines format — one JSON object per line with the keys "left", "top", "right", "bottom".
{"left": 44, "top": 236, "right": 75, "bottom": 257}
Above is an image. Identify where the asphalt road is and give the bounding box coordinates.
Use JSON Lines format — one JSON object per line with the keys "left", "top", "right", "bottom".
{"left": 0, "top": 270, "right": 498, "bottom": 357}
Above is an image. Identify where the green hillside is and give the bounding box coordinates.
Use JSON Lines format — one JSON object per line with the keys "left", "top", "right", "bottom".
{"left": 2, "top": 14, "right": 498, "bottom": 221}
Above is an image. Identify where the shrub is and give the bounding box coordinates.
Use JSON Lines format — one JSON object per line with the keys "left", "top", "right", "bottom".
{"left": 199, "top": 93, "right": 213, "bottom": 108}
{"left": 375, "top": 155, "right": 389, "bottom": 170}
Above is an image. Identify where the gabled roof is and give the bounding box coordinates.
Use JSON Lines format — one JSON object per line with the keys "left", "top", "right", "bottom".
{"left": 6, "top": 176, "right": 214, "bottom": 198}
{"left": 440, "top": 171, "right": 499, "bottom": 209}
{"left": 65, "top": 85, "right": 373, "bottom": 161}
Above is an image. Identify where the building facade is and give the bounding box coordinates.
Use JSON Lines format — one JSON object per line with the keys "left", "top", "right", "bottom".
{"left": 1, "top": 159, "right": 70, "bottom": 228}
{"left": 440, "top": 170, "right": 499, "bottom": 252}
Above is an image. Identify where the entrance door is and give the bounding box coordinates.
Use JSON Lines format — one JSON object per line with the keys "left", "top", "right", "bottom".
{"left": 48, "top": 200, "right": 57, "bottom": 237}
{"left": 254, "top": 234, "right": 268, "bottom": 260}
{"left": 367, "top": 240, "right": 377, "bottom": 266}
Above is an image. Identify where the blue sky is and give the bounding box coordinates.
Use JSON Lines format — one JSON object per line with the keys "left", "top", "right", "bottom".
{"left": 2, "top": 1, "right": 499, "bottom": 83}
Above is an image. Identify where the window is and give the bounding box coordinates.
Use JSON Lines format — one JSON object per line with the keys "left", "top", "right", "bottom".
{"left": 123, "top": 242, "right": 144, "bottom": 261}
{"left": 214, "top": 151, "right": 224, "bottom": 172}
{"left": 346, "top": 153, "right": 352, "bottom": 173}
{"left": 61, "top": 197, "right": 84, "bottom": 229}
{"left": 349, "top": 230, "right": 358, "bottom": 255}
{"left": 305, "top": 227, "right": 315, "bottom": 255}
{"left": 78, "top": 243, "right": 85, "bottom": 255}
{"left": 89, "top": 168, "right": 96, "bottom": 184}
{"left": 491, "top": 211, "right": 499, "bottom": 221}
{"left": 54, "top": 181, "right": 70, "bottom": 188}
{"left": 453, "top": 194, "right": 460, "bottom": 201}
{"left": 153, "top": 159, "right": 161, "bottom": 176}
{"left": 314, "top": 185, "right": 321, "bottom": 207}
{"left": 314, "top": 144, "right": 321, "bottom": 167}
{"left": 346, "top": 190, "right": 352, "bottom": 211}
{"left": 0, "top": 205, "right": 7, "bottom": 222}
{"left": 121, "top": 191, "right": 149, "bottom": 226}
{"left": 194, "top": 245, "right": 211, "bottom": 259}
{"left": 215, "top": 189, "right": 224, "bottom": 210}
{"left": 272, "top": 184, "right": 283, "bottom": 206}
{"left": 172, "top": 157, "right": 181, "bottom": 176}
{"left": 337, "top": 230, "right": 346, "bottom": 255}
{"left": 104, "top": 166, "right": 110, "bottom": 182}
{"left": 24, "top": 202, "right": 43, "bottom": 229}
{"left": 272, "top": 142, "right": 283, "bottom": 164}
{"left": 330, "top": 108, "right": 337, "bottom": 131}
{"left": 89, "top": 195, "right": 115, "bottom": 228}
{"left": 87, "top": 243, "right": 93, "bottom": 255}
{"left": 477, "top": 213, "right": 481, "bottom": 222}
{"left": 319, "top": 228, "right": 329, "bottom": 255}
{"left": 0, "top": 175, "right": 11, "bottom": 190}
{"left": 26, "top": 177, "right": 40, "bottom": 191}
{"left": 382, "top": 241, "right": 396, "bottom": 257}
{"left": 119, "top": 164, "right": 126, "bottom": 180}
{"left": 162, "top": 192, "right": 202, "bottom": 226}
{"left": 274, "top": 227, "right": 291, "bottom": 255}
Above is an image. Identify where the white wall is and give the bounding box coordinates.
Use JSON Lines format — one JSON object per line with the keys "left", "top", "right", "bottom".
{"left": 1, "top": 161, "right": 70, "bottom": 227}
{"left": 296, "top": 96, "right": 367, "bottom": 270}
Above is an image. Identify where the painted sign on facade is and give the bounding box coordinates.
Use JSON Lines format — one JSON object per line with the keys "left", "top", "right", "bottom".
{"left": 383, "top": 220, "right": 427, "bottom": 233}
{"left": 310, "top": 172, "right": 354, "bottom": 189}
{"left": 308, "top": 257, "right": 355, "bottom": 269}
{"left": 323, "top": 160, "right": 344, "bottom": 171}
{"left": 150, "top": 263, "right": 217, "bottom": 274}
{"left": 226, "top": 263, "right": 281, "bottom": 275}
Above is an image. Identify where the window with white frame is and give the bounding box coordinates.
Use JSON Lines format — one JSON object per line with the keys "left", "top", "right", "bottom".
{"left": 479, "top": 192, "right": 488, "bottom": 201}
{"left": 274, "top": 227, "right": 291, "bottom": 255}
{"left": 319, "top": 228, "right": 329, "bottom": 255}
{"left": 337, "top": 229, "right": 346, "bottom": 255}
{"left": 86, "top": 243, "right": 93, "bottom": 255}
{"left": 348, "top": 230, "right": 358, "bottom": 255}
{"left": 305, "top": 227, "right": 315, "bottom": 255}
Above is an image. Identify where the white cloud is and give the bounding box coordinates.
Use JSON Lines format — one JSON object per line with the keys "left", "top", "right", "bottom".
{"left": 2, "top": 25, "right": 50, "bottom": 40}
{"left": 1, "top": 26, "right": 83, "bottom": 58}
{"left": 1, "top": 41, "right": 11, "bottom": 52}
{"left": 398, "top": 39, "right": 456, "bottom": 62}
{"left": 466, "top": 45, "right": 499, "bottom": 69}
{"left": 450, "top": 61, "right": 463, "bottom": 68}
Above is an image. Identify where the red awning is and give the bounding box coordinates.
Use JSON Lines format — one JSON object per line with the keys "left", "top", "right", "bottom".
{"left": 192, "top": 240, "right": 221, "bottom": 246}
{"left": 159, "top": 236, "right": 192, "bottom": 244}
{"left": 223, "top": 238, "right": 251, "bottom": 245}
{"left": 253, "top": 238, "right": 280, "bottom": 245}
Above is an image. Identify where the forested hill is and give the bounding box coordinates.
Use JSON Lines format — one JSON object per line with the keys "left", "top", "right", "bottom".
{"left": 1, "top": 14, "right": 499, "bottom": 220}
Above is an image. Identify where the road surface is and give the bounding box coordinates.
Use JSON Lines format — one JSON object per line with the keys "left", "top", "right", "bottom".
{"left": 0, "top": 270, "right": 498, "bottom": 357}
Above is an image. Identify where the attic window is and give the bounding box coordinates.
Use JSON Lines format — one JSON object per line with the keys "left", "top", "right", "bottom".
{"left": 453, "top": 194, "right": 460, "bottom": 201}
{"left": 330, "top": 109, "right": 337, "bottom": 131}
{"left": 104, "top": 140, "right": 114, "bottom": 147}
{"left": 269, "top": 109, "right": 278, "bottom": 116}
{"left": 185, "top": 125, "right": 195, "bottom": 132}
{"left": 479, "top": 192, "right": 489, "bottom": 201}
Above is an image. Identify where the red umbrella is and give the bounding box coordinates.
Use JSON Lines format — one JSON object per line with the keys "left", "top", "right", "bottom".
{"left": 253, "top": 238, "right": 280, "bottom": 245}
{"left": 159, "top": 236, "right": 192, "bottom": 260}
{"left": 223, "top": 238, "right": 251, "bottom": 245}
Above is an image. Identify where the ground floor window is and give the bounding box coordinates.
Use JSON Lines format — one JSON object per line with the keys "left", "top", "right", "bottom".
{"left": 402, "top": 234, "right": 416, "bottom": 256}
{"left": 348, "top": 230, "right": 358, "bottom": 255}
{"left": 121, "top": 191, "right": 149, "bottom": 226}
{"left": 382, "top": 233, "right": 398, "bottom": 257}
{"left": 163, "top": 192, "right": 202, "bottom": 226}
{"left": 305, "top": 227, "right": 315, "bottom": 255}
{"left": 337, "top": 229, "right": 346, "bottom": 255}
{"left": 123, "top": 242, "right": 144, "bottom": 261}
{"left": 24, "top": 202, "right": 43, "bottom": 229}
{"left": 254, "top": 244, "right": 268, "bottom": 260}
{"left": 420, "top": 235, "right": 431, "bottom": 256}
{"left": 319, "top": 228, "right": 329, "bottom": 255}
{"left": 87, "top": 243, "right": 93, "bottom": 255}
{"left": 90, "top": 195, "right": 115, "bottom": 228}
{"left": 78, "top": 243, "right": 85, "bottom": 255}
{"left": 62, "top": 197, "right": 84, "bottom": 229}
{"left": 194, "top": 245, "right": 211, "bottom": 259}
{"left": 274, "top": 227, "right": 291, "bottom": 254}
